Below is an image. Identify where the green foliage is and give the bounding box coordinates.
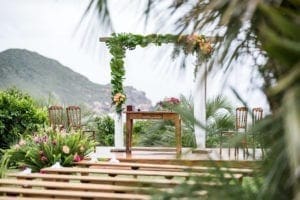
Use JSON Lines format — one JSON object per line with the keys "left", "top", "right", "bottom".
{"left": 84, "top": 0, "right": 300, "bottom": 198}
{"left": 0, "top": 88, "right": 47, "bottom": 150}
{"left": 206, "top": 96, "right": 235, "bottom": 147}
{"left": 94, "top": 115, "right": 114, "bottom": 146}
{"left": 0, "top": 128, "right": 96, "bottom": 177}
{"left": 105, "top": 33, "right": 212, "bottom": 113}
{"left": 133, "top": 95, "right": 234, "bottom": 148}
{"left": 141, "top": 0, "right": 300, "bottom": 199}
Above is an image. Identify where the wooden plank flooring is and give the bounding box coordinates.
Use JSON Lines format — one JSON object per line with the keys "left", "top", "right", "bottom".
{"left": 0, "top": 147, "right": 261, "bottom": 199}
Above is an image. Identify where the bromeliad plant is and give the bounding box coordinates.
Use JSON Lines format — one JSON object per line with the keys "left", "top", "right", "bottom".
{"left": 0, "top": 128, "right": 96, "bottom": 176}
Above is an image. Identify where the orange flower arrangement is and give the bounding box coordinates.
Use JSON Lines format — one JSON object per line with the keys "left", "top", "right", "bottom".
{"left": 177, "top": 34, "right": 213, "bottom": 56}
{"left": 113, "top": 92, "right": 126, "bottom": 106}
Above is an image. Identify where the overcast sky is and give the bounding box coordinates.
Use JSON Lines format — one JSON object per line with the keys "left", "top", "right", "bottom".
{"left": 0, "top": 0, "right": 269, "bottom": 111}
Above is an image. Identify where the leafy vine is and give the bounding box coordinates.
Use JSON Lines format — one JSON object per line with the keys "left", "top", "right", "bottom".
{"left": 105, "top": 33, "right": 213, "bottom": 113}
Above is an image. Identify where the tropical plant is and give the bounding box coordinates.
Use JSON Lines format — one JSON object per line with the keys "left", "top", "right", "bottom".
{"left": 0, "top": 88, "right": 47, "bottom": 150}
{"left": 0, "top": 128, "right": 96, "bottom": 177}
{"left": 206, "top": 96, "right": 235, "bottom": 147}
{"left": 82, "top": 0, "right": 300, "bottom": 198}
{"left": 94, "top": 115, "right": 114, "bottom": 146}
{"left": 134, "top": 95, "right": 234, "bottom": 148}
{"left": 144, "top": 0, "right": 300, "bottom": 199}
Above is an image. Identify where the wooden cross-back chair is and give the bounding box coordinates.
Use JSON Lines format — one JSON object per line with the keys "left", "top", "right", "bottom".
{"left": 48, "top": 105, "right": 64, "bottom": 130}
{"left": 220, "top": 107, "right": 249, "bottom": 159}
{"left": 235, "top": 107, "right": 248, "bottom": 158}
{"left": 252, "top": 107, "right": 263, "bottom": 124}
{"left": 236, "top": 107, "right": 248, "bottom": 132}
{"left": 66, "top": 106, "right": 96, "bottom": 151}
{"left": 66, "top": 106, "right": 82, "bottom": 130}
{"left": 252, "top": 107, "right": 263, "bottom": 158}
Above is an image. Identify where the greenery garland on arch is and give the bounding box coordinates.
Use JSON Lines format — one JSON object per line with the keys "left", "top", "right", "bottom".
{"left": 104, "top": 33, "right": 213, "bottom": 113}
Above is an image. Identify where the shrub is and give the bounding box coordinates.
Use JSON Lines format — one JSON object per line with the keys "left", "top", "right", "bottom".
{"left": 94, "top": 115, "right": 114, "bottom": 146}
{"left": 0, "top": 88, "right": 47, "bottom": 150}
{"left": 0, "top": 128, "right": 96, "bottom": 176}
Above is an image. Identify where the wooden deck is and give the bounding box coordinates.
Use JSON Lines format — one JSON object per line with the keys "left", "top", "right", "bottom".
{"left": 0, "top": 147, "right": 261, "bottom": 199}
{"left": 95, "top": 147, "right": 262, "bottom": 168}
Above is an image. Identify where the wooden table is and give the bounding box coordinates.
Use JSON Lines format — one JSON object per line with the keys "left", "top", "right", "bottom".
{"left": 125, "top": 111, "right": 182, "bottom": 154}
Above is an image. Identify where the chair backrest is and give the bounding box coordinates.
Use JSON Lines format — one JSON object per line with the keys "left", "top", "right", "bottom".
{"left": 252, "top": 107, "right": 263, "bottom": 124}
{"left": 236, "top": 107, "right": 248, "bottom": 131}
{"left": 66, "top": 106, "right": 81, "bottom": 130}
{"left": 48, "top": 105, "right": 64, "bottom": 129}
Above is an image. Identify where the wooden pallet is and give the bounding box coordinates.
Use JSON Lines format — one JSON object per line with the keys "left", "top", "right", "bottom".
{"left": 40, "top": 166, "right": 243, "bottom": 182}
{"left": 0, "top": 159, "right": 252, "bottom": 199}
{"left": 75, "top": 160, "right": 254, "bottom": 176}
{"left": 0, "top": 187, "right": 150, "bottom": 200}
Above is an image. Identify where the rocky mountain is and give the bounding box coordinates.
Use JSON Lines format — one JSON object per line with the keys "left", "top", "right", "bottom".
{"left": 0, "top": 49, "right": 152, "bottom": 113}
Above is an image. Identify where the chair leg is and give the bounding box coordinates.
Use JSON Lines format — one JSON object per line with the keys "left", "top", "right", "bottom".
{"left": 220, "top": 134, "right": 222, "bottom": 156}
{"left": 253, "top": 134, "right": 256, "bottom": 159}
{"left": 261, "top": 146, "right": 264, "bottom": 158}
{"left": 220, "top": 134, "right": 222, "bottom": 157}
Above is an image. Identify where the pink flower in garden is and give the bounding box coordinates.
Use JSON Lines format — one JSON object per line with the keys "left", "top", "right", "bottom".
{"left": 14, "top": 144, "right": 20, "bottom": 149}
{"left": 164, "top": 97, "right": 180, "bottom": 105}
{"left": 40, "top": 156, "right": 48, "bottom": 162}
{"left": 73, "top": 153, "right": 81, "bottom": 162}
{"left": 42, "top": 135, "right": 48, "bottom": 143}
{"left": 33, "top": 136, "right": 41, "bottom": 143}
{"left": 62, "top": 145, "right": 70, "bottom": 154}
{"left": 157, "top": 97, "right": 180, "bottom": 111}
{"left": 169, "top": 97, "right": 180, "bottom": 104}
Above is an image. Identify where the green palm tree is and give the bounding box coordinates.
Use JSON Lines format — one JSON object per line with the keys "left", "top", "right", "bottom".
{"left": 83, "top": 0, "right": 300, "bottom": 198}
{"left": 206, "top": 96, "right": 235, "bottom": 147}
{"left": 135, "top": 95, "right": 234, "bottom": 148}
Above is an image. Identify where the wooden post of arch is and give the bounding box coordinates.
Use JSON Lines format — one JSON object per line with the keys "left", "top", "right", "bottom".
{"left": 100, "top": 37, "right": 125, "bottom": 150}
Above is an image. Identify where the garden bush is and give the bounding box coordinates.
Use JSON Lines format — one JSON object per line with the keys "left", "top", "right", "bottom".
{"left": 94, "top": 115, "right": 114, "bottom": 146}
{"left": 0, "top": 88, "right": 47, "bottom": 150}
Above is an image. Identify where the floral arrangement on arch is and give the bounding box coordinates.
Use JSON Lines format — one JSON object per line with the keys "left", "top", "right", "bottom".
{"left": 113, "top": 92, "right": 126, "bottom": 113}
{"left": 0, "top": 128, "right": 96, "bottom": 176}
{"left": 113, "top": 92, "right": 126, "bottom": 106}
{"left": 157, "top": 97, "right": 180, "bottom": 111}
{"left": 175, "top": 34, "right": 213, "bottom": 58}
{"left": 105, "top": 33, "right": 213, "bottom": 113}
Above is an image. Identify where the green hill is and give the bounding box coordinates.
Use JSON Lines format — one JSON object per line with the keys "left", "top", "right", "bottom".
{"left": 0, "top": 49, "right": 152, "bottom": 113}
